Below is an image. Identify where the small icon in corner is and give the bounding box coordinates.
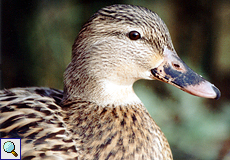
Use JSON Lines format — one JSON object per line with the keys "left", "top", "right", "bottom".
{"left": 3, "top": 141, "right": 18, "bottom": 157}
{"left": 1, "top": 138, "right": 21, "bottom": 159}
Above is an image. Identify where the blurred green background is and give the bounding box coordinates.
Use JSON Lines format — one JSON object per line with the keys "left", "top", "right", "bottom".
{"left": 2, "top": 0, "right": 230, "bottom": 159}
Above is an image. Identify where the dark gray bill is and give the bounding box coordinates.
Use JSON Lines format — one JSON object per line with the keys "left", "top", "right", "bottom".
{"left": 151, "top": 47, "right": 221, "bottom": 99}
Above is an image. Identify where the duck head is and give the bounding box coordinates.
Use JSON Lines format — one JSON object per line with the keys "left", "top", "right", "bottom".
{"left": 63, "top": 4, "right": 220, "bottom": 105}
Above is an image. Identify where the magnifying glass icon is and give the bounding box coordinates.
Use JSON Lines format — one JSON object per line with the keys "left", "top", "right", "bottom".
{"left": 3, "top": 141, "right": 18, "bottom": 157}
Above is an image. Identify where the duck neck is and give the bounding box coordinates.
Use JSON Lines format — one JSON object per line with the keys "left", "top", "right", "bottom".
{"left": 63, "top": 68, "right": 142, "bottom": 106}
{"left": 87, "top": 80, "right": 142, "bottom": 106}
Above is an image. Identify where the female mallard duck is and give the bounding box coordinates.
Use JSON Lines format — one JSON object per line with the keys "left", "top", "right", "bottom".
{"left": 0, "top": 4, "right": 220, "bottom": 160}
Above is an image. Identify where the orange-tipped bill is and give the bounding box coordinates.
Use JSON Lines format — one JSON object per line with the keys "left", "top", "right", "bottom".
{"left": 151, "top": 48, "right": 221, "bottom": 99}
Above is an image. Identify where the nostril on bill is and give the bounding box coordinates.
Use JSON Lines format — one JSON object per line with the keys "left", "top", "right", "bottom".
{"left": 172, "top": 63, "right": 181, "bottom": 69}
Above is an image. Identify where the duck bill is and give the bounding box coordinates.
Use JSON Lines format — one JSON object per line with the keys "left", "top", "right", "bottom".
{"left": 151, "top": 48, "right": 221, "bottom": 99}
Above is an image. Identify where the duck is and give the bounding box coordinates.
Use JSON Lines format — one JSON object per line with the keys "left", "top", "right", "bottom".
{"left": 0, "top": 4, "right": 221, "bottom": 160}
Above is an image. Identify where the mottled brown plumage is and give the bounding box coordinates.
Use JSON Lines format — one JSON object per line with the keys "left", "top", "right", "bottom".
{"left": 63, "top": 101, "right": 172, "bottom": 159}
{"left": 0, "top": 4, "right": 220, "bottom": 160}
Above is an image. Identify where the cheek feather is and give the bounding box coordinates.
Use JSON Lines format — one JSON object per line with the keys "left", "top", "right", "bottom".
{"left": 150, "top": 54, "right": 164, "bottom": 68}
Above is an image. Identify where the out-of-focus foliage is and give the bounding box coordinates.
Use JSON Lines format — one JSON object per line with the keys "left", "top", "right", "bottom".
{"left": 2, "top": 0, "right": 230, "bottom": 159}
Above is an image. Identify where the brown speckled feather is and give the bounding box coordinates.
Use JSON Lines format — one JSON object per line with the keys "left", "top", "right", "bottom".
{"left": 0, "top": 88, "right": 78, "bottom": 159}
{"left": 63, "top": 101, "right": 172, "bottom": 159}
{"left": 0, "top": 88, "right": 172, "bottom": 159}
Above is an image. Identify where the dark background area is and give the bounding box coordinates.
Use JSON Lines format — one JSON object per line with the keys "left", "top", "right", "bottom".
{"left": 1, "top": 0, "right": 230, "bottom": 159}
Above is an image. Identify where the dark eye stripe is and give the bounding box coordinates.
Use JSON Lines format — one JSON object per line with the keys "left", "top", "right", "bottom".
{"left": 128, "top": 31, "right": 141, "bottom": 40}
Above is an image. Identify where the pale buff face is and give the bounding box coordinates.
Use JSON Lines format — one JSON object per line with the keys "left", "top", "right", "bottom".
{"left": 63, "top": 5, "right": 220, "bottom": 105}
{"left": 71, "top": 6, "right": 174, "bottom": 83}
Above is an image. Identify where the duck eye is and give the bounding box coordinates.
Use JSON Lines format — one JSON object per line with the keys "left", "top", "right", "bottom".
{"left": 128, "top": 31, "right": 141, "bottom": 40}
